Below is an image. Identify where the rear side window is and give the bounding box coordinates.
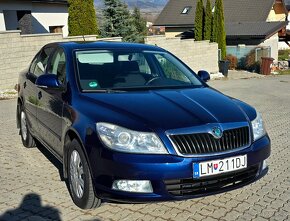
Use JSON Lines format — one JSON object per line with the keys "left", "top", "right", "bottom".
{"left": 47, "top": 48, "right": 66, "bottom": 84}
{"left": 33, "top": 47, "right": 54, "bottom": 77}
{"left": 29, "top": 54, "right": 39, "bottom": 74}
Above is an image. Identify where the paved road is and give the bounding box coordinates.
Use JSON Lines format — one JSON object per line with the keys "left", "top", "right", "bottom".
{"left": 0, "top": 75, "right": 290, "bottom": 221}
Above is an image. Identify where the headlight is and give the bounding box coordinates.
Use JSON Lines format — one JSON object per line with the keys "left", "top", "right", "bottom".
{"left": 251, "top": 112, "right": 266, "bottom": 141}
{"left": 96, "top": 122, "right": 168, "bottom": 154}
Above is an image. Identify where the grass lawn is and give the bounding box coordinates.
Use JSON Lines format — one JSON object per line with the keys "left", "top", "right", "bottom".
{"left": 278, "top": 49, "right": 290, "bottom": 61}
{"left": 277, "top": 69, "right": 290, "bottom": 75}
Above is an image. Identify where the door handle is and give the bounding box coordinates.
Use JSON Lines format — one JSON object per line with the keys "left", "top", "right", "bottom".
{"left": 38, "top": 91, "right": 42, "bottom": 100}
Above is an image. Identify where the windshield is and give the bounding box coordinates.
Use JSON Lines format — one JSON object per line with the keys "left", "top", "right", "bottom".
{"left": 75, "top": 49, "right": 203, "bottom": 91}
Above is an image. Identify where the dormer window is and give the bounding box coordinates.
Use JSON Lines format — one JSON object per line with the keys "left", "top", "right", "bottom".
{"left": 181, "top": 6, "right": 192, "bottom": 14}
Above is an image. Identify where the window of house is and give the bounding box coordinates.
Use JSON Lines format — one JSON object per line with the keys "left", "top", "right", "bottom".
{"left": 49, "top": 26, "right": 64, "bottom": 34}
{"left": 181, "top": 7, "right": 192, "bottom": 14}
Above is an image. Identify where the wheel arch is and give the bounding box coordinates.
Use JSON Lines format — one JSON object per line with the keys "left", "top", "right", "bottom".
{"left": 63, "top": 127, "right": 92, "bottom": 179}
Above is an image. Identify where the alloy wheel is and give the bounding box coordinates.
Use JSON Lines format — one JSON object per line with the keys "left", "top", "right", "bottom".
{"left": 70, "top": 150, "right": 85, "bottom": 199}
{"left": 20, "top": 111, "right": 28, "bottom": 141}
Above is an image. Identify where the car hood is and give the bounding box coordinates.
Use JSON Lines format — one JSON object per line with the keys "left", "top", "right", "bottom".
{"left": 79, "top": 87, "right": 255, "bottom": 131}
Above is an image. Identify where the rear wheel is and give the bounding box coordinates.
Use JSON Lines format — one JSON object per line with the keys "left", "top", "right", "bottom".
{"left": 67, "top": 139, "right": 101, "bottom": 209}
{"left": 20, "top": 106, "right": 35, "bottom": 148}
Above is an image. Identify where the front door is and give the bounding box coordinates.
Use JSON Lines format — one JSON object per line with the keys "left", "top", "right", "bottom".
{"left": 36, "top": 48, "right": 67, "bottom": 156}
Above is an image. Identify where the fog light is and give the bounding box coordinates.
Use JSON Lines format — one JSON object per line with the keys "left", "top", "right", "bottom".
{"left": 112, "top": 180, "right": 153, "bottom": 193}
{"left": 262, "top": 160, "right": 267, "bottom": 170}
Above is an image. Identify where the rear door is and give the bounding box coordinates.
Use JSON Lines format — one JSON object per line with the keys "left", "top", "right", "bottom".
{"left": 36, "top": 47, "right": 67, "bottom": 156}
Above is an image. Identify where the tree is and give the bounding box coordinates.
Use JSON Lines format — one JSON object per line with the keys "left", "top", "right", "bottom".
{"left": 132, "top": 7, "right": 147, "bottom": 43}
{"left": 194, "top": 0, "right": 204, "bottom": 41}
{"left": 101, "top": 0, "right": 138, "bottom": 42}
{"left": 212, "top": 0, "right": 227, "bottom": 59}
{"left": 68, "top": 0, "right": 99, "bottom": 36}
{"left": 204, "top": 0, "right": 212, "bottom": 41}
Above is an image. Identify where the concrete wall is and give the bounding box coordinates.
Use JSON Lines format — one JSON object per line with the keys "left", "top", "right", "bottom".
{"left": 145, "top": 36, "right": 219, "bottom": 74}
{"left": 164, "top": 27, "right": 192, "bottom": 38}
{"left": 0, "top": 31, "right": 122, "bottom": 90}
{"left": 0, "top": 0, "right": 68, "bottom": 36}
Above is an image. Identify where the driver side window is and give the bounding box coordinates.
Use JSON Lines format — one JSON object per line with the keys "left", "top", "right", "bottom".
{"left": 155, "top": 54, "right": 191, "bottom": 83}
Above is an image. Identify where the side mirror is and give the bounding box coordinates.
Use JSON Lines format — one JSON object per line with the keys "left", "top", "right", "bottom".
{"left": 36, "top": 74, "right": 62, "bottom": 89}
{"left": 198, "top": 70, "right": 210, "bottom": 82}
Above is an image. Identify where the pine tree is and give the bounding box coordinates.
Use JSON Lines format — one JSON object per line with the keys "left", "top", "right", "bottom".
{"left": 204, "top": 0, "right": 212, "bottom": 41}
{"left": 132, "top": 7, "right": 147, "bottom": 43}
{"left": 194, "top": 0, "right": 204, "bottom": 41}
{"left": 212, "top": 0, "right": 227, "bottom": 59}
{"left": 101, "top": 0, "right": 137, "bottom": 42}
{"left": 68, "top": 0, "right": 99, "bottom": 36}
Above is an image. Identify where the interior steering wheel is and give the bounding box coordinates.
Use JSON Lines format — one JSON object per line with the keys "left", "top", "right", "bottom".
{"left": 146, "top": 77, "right": 162, "bottom": 85}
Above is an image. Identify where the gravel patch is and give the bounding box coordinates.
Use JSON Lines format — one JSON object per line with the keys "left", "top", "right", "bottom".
{"left": 0, "top": 89, "right": 18, "bottom": 100}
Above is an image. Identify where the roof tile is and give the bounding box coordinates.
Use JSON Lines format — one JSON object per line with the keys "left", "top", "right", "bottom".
{"left": 155, "top": 0, "right": 275, "bottom": 26}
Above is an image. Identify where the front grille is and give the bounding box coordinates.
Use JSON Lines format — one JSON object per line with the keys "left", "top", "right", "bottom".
{"left": 170, "top": 126, "right": 250, "bottom": 155}
{"left": 164, "top": 165, "right": 259, "bottom": 197}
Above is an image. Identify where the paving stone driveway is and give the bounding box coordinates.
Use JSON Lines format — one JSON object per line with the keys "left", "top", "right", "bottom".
{"left": 0, "top": 75, "right": 290, "bottom": 221}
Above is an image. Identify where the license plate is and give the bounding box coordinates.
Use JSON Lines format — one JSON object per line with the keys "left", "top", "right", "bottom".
{"left": 193, "top": 155, "right": 247, "bottom": 178}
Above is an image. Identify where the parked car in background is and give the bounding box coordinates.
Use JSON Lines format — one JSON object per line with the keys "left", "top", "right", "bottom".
{"left": 17, "top": 42, "right": 270, "bottom": 209}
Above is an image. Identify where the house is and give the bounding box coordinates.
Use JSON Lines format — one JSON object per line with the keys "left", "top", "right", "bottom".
{"left": 0, "top": 0, "right": 68, "bottom": 36}
{"left": 154, "top": 0, "right": 289, "bottom": 60}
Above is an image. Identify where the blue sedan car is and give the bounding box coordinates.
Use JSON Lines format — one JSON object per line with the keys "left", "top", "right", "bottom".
{"left": 17, "top": 42, "right": 270, "bottom": 209}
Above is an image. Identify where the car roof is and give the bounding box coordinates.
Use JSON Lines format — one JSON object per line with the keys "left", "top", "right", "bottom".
{"left": 47, "top": 41, "right": 166, "bottom": 53}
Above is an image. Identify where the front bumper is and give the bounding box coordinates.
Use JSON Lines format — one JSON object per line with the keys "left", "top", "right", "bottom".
{"left": 89, "top": 135, "right": 270, "bottom": 203}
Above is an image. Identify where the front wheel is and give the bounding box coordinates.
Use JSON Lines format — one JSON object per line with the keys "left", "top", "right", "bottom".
{"left": 19, "top": 106, "right": 35, "bottom": 148}
{"left": 67, "top": 139, "right": 101, "bottom": 209}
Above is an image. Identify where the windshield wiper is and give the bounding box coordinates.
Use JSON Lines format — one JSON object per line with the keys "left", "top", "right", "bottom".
{"left": 112, "top": 85, "right": 202, "bottom": 91}
{"left": 82, "top": 89, "right": 127, "bottom": 93}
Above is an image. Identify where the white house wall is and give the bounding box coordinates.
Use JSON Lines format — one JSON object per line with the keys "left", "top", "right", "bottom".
{"left": 32, "top": 3, "right": 68, "bottom": 37}
{"left": 259, "top": 33, "right": 279, "bottom": 61}
{"left": 0, "top": 11, "right": 5, "bottom": 31}
{"left": 0, "top": 0, "right": 68, "bottom": 36}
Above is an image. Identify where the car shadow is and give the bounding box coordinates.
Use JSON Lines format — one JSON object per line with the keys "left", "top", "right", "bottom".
{"left": 33, "top": 141, "right": 136, "bottom": 212}
{"left": 35, "top": 140, "right": 65, "bottom": 181}
{"left": 0, "top": 193, "right": 62, "bottom": 221}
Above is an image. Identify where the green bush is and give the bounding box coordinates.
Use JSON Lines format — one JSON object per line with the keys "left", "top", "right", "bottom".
{"left": 212, "top": 0, "right": 227, "bottom": 59}
{"left": 68, "top": 0, "right": 99, "bottom": 36}
{"left": 101, "top": 0, "right": 146, "bottom": 43}
{"left": 194, "top": 0, "right": 204, "bottom": 41}
{"left": 204, "top": 0, "right": 212, "bottom": 41}
{"left": 237, "top": 49, "right": 260, "bottom": 73}
{"left": 278, "top": 49, "right": 290, "bottom": 61}
{"left": 226, "top": 54, "right": 238, "bottom": 70}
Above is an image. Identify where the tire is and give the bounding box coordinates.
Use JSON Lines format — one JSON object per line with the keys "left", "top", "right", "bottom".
{"left": 67, "top": 139, "right": 101, "bottom": 209}
{"left": 19, "top": 106, "right": 35, "bottom": 148}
